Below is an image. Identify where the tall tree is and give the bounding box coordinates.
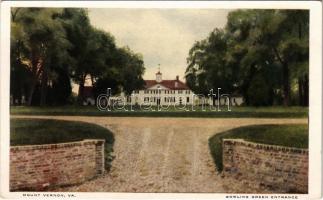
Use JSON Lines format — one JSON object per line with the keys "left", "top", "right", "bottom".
{"left": 186, "top": 9, "right": 309, "bottom": 106}
{"left": 281, "top": 10, "right": 309, "bottom": 106}
{"left": 118, "top": 47, "right": 145, "bottom": 95}
{"left": 58, "top": 9, "right": 120, "bottom": 103}
{"left": 93, "top": 47, "right": 145, "bottom": 98}
{"left": 11, "top": 8, "right": 71, "bottom": 106}
{"left": 58, "top": 8, "right": 94, "bottom": 103}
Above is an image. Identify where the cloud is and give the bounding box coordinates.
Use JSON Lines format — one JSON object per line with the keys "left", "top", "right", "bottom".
{"left": 88, "top": 8, "right": 231, "bottom": 81}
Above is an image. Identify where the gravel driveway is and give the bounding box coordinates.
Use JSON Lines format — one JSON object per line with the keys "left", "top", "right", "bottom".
{"left": 13, "top": 116, "right": 308, "bottom": 193}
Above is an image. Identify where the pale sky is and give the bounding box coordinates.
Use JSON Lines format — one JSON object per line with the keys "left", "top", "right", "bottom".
{"left": 88, "top": 8, "right": 231, "bottom": 81}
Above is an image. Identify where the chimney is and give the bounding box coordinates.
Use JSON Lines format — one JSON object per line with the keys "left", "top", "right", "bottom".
{"left": 176, "top": 75, "right": 179, "bottom": 81}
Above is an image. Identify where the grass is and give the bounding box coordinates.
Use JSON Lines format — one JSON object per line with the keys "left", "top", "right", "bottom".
{"left": 10, "top": 118, "right": 115, "bottom": 170}
{"left": 208, "top": 124, "right": 308, "bottom": 172}
{"left": 10, "top": 105, "right": 308, "bottom": 118}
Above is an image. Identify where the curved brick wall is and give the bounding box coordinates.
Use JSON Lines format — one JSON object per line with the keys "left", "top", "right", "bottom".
{"left": 222, "top": 139, "right": 308, "bottom": 193}
{"left": 10, "top": 139, "right": 105, "bottom": 191}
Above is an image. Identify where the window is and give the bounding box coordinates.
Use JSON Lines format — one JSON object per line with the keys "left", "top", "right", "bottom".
{"left": 178, "top": 90, "right": 183, "bottom": 94}
{"left": 127, "top": 96, "right": 131, "bottom": 103}
{"left": 187, "top": 97, "right": 189, "bottom": 103}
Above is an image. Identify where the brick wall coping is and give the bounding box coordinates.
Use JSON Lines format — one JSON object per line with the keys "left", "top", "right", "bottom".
{"left": 223, "top": 139, "right": 308, "bottom": 154}
{"left": 10, "top": 139, "right": 105, "bottom": 151}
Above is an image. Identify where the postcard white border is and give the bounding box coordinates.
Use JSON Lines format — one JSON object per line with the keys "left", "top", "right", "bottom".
{"left": 0, "top": 1, "right": 322, "bottom": 200}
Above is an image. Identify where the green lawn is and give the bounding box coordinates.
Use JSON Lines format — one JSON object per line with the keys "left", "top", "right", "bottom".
{"left": 208, "top": 124, "right": 308, "bottom": 172}
{"left": 11, "top": 118, "right": 115, "bottom": 170}
{"left": 10, "top": 105, "right": 308, "bottom": 118}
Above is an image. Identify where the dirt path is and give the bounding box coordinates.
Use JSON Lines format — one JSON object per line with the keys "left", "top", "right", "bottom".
{"left": 13, "top": 116, "right": 308, "bottom": 192}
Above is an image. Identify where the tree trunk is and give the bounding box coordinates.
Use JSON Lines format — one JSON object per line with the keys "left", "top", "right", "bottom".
{"left": 273, "top": 47, "right": 290, "bottom": 106}
{"left": 27, "top": 78, "right": 37, "bottom": 106}
{"left": 303, "top": 74, "right": 309, "bottom": 106}
{"left": 40, "top": 67, "right": 48, "bottom": 106}
{"left": 282, "top": 63, "right": 290, "bottom": 106}
{"left": 77, "top": 74, "right": 86, "bottom": 104}
{"left": 27, "top": 49, "right": 42, "bottom": 106}
{"left": 91, "top": 75, "right": 95, "bottom": 86}
{"left": 241, "top": 64, "right": 256, "bottom": 106}
{"left": 78, "top": 83, "right": 84, "bottom": 103}
{"left": 298, "top": 77, "right": 304, "bottom": 106}
{"left": 297, "top": 18, "right": 308, "bottom": 107}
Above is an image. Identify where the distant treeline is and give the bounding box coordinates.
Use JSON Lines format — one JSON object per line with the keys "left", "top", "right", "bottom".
{"left": 11, "top": 8, "right": 145, "bottom": 106}
{"left": 185, "top": 10, "right": 309, "bottom": 106}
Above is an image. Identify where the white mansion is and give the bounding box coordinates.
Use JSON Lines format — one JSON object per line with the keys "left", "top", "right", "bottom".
{"left": 107, "top": 70, "right": 243, "bottom": 106}
{"left": 80, "top": 70, "right": 243, "bottom": 106}
{"left": 125, "top": 70, "right": 193, "bottom": 106}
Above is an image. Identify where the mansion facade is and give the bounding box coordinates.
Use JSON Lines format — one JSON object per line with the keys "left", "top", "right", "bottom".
{"left": 109, "top": 70, "right": 243, "bottom": 106}
{"left": 80, "top": 70, "right": 243, "bottom": 107}
{"left": 126, "top": 71, "right": 193, "bottom": 106}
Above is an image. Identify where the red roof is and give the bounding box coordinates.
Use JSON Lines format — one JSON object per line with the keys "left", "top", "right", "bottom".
{"left": 144, "top": 80, "right": 189, "bottom": 90}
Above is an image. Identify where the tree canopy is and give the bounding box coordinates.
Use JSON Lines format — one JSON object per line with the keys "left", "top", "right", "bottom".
{"left": 185, "top": 9, "right": 309, "bottom": 106}
{"left": 10, "top": 8, "right": 145, "bottom": 106}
